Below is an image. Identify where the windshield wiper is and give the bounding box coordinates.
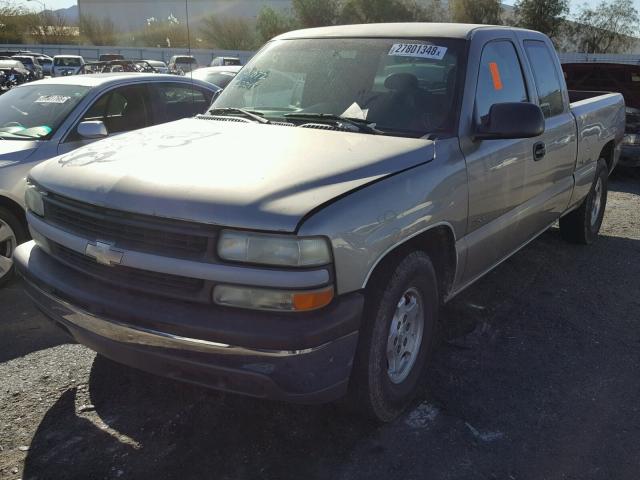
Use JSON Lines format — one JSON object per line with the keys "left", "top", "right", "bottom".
{"left": 206, "top": 108, "right": 270, "bottom": 124}
{"left": 284, "top": 113, "right": 383, "bottom": 134}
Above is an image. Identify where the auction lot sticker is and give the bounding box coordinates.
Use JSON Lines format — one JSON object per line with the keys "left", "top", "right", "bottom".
{"left": 388, "top": 44, "right": 447, "bottom": 60}
{"left": 35, "top": 95, "right": 70, "bottom": 104}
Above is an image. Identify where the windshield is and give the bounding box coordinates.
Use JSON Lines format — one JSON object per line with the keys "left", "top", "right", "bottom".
{"left": 193, "top": 70, "right": 237, "bottom": 89}
{"left": 14, "top": 57, "right": 33, "bottom": 65}
{"left": 214, "top": 38, "right": 463, "bottom": 137}
{"left": 54, "top": 57, "right": 82, "bottom": 67}
{"left": 0, "top": 84, "right": 90, "bottom": 140}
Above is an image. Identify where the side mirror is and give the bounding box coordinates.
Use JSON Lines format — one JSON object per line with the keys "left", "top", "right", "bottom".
{"left": 77, "top": 120, "right": 108, "bottom": 139}
{"left": 474, "top": 102, "right": 545, "bottom": 141}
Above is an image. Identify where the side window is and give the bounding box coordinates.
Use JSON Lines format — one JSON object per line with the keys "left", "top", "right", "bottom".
{"left": 102, "top": 85, "right": 149, "bottom": 134}
{"left": 67, "top": 85, "right": 149, "bottom": 142}
{"left": 524, "top": 41, "right": 564, "bottom": 118}
{"left": 475, "top": 41, "right": 528, "bottom": 121}
{"left": 150, "top": 84, "right": 213, "bottom": 124}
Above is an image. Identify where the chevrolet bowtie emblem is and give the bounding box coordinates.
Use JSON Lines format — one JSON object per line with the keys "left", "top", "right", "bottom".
{"left": 85, "top": 241, "right": 124, "bottom": 266}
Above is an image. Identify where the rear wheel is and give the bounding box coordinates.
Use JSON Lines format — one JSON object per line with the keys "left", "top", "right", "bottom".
{"left": 560, "top": 159, "right": 608, "bottom": 244}
{"left": 0, "top": 207, "right": 27, "bottom": 287}
{"left": 349, "top": 251, "right": 438, "bottom": 422}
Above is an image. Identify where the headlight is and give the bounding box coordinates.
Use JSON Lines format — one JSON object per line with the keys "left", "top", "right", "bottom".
{"left": 213, "top": 285, "right": 334, "bottom": 312}
{"left": 626, "top": 107, "right": 640, "bottom": 115}
{"left": 217, "top": 230, "right": 331, "bottom": 267}
{"left": 25, "top": 182, "right": 46, "bottom": 216}
{"left": 623, "top": 134, "right": 640, "bottom": 145}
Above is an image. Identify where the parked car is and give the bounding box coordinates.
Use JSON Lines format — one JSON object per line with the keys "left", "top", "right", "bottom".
{"left": 14, "top": 24, "right": 624, "bottom": 421}
{"left": 0, "top": 60, "right": 30, "bottom": 87}
{"left": 144, "top": 60, "right": 170, "bottom": 74}
{"left": 11, "top": 55, "right": 43, "bottom": 80}
{"left": 562, "top": 62, "right": 640, "bottom": 167}
{"left": 98, "top": 53, "right": 125, "bottom": 62}
{"left": 0, "top": 73, "right": 219, "bottom": 285}
{"left": 168, "top": 55, "right": 198, "bottom": 74}
{"left": 190, "top": 65, "right": 241, "bottom": 89}
{"left": 210, "top": 56, "right": 241, "bottom": 67}
{"left": 36, "top": 55, "right": 53, "bottom": 76}
{"left": 52, "top": 55, "right": 85, "bottom": 77}
{"left": 82, "top": 60, "right": 159, "bottom": 74}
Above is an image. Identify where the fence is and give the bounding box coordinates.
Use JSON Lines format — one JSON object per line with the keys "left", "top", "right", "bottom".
{"left": 0, "top": 43, "right": 256, "bottom": 66}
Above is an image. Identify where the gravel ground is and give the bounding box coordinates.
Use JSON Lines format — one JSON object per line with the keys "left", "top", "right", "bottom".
{"left": 1, "top": 171, "right": 639, "bottom": 480}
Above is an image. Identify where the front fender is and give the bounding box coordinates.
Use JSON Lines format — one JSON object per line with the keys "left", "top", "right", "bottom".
{"left": 298, "top": 138, "right": 468, "bottom": 295}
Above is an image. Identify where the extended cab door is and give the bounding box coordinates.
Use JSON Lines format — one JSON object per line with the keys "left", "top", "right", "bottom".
{"left": 517, "top": 36, "right": 577, "bottom": 232}
{"left": 458, "top": 32, "right": 536, "bottom": 284}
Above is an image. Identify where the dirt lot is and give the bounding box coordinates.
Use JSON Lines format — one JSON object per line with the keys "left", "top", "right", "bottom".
{"left": 1, "top": 172, "right": 639, "bottom": 480}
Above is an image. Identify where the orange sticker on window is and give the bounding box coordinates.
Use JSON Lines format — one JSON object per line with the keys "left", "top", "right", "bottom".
{"left": 489, "top": 62, "right": 503, "bottom": 91}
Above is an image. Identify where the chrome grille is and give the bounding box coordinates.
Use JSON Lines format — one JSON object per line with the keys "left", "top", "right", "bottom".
{"left": 43, "top": 194, "right": 214, "bottom": 260}
{"left": 50, "top": 242, "right": 208, "bottom": 302}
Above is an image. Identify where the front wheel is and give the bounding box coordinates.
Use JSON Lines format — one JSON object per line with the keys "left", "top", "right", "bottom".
{"left": 0, "top": 207, "right": 27, "bottom": 287}
{"left": 349, "top": 251, "right": 438, "bottom": 422}
{"left": 560, "top": 159, "right": 608, "bottom": 244}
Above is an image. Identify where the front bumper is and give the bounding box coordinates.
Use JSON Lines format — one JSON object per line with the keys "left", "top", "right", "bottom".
{"left": 620, "top": 144, "right": 640, "bottom": 167}
{"left": 14, "top": 241, "right": 364, "bottom": 403}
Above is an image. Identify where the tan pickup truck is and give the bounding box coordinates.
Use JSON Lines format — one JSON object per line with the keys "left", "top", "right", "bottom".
{"left": 15, "top": 23, "right": 624, "bottom": 421}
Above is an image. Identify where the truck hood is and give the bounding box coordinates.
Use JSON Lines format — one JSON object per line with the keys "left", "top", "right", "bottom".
{"left": 0, "top": 140, "right": 40, "bottom": 166}
{"left": 30, "top": 118, "right": 435, "bottom": 232}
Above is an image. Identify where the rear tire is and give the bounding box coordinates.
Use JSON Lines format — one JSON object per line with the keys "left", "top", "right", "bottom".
{"left": 0, "top": 206, "right": 27, "bottom": 287}
{"left": 349, "top": 251, "right": 438, "bottom": 422}
{"left": 560, "top": 159, "right": 608, "bottom": 245}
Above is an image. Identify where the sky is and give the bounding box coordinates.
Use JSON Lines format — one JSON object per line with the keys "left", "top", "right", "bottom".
{"left": 9, "top": 0, "right": 640, "bottom": 13}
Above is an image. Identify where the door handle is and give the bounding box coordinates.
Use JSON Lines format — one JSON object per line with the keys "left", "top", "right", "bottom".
{"left": 533, "top": 141, "right": 546, "bottom": 161}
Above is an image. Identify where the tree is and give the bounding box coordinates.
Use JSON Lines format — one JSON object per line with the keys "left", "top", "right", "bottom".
{"left": 135, "top": 14, "right": 189, "bottom": 48}
{"left": 0, "top": 5, "right": 31, "bottom": 43}
{"left": 200, "top": 15, "right": 256, "bottom": 50}
{"left": 572, "top": 0, "right": 640, "bottom": 53}
{"left": 24, "top": 11, "right": 77, "bottom": 45}
{"left": 450, "top": 0, "right": 502, "bottom": 25}
{"left": 339, "top": 0, "right": 428, "bottom": 23}
{"left": 255, "top": 7, "right": 295, "bottom": 43}
{"left": 292, "top": 0, "right": 340, "bottom": 27}
{"left": 80, "top": 14, "right": 118, "bottom": 46}
{"left": 513, "top": 0, "right": 569, "bottom": 42}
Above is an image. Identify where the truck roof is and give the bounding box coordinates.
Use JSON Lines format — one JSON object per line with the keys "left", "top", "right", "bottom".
{"left": 275, "top": 22, "right": 529, "bottom": 40}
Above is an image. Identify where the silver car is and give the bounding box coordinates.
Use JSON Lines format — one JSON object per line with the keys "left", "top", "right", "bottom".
{"left": 52, "top": 55, "right": 85, "bottom": 77}
{"left": 0, "top": 73, "right": 219, "bottom": 285}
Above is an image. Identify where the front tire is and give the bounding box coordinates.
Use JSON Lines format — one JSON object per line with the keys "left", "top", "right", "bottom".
{"left": 349, "top": 251, "right": 438, "bottom": 422}
{"left": 0, "top": 207, "right": 27, "bottom": 287}
{"left": 560, "top": 159, "right": 608, "bottom": 245}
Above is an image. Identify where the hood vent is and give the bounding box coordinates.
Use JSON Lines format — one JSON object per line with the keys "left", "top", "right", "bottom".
{"left": 300, "top": 123, "right": 339, "bottom": 131}
{"left": 197, "top": 115, "right": 251, "bottom": 123}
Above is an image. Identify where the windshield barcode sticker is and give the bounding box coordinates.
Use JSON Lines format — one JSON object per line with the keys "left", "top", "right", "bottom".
{"left": 35, "top": 95, "right": 70, "bottom": 104}
{"left": 388, "top": 44, "right": 447, "bottom": 60}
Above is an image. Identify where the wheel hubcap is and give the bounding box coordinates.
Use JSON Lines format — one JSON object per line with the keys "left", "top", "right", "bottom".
{"left": 386, "top": 287, "right": 425, "bottom": 384}
{"left": 591, "top": 177, "right": 603, "bottom": 227}
{"left": 0, "top": 219, "right": 17, "bottom": 279}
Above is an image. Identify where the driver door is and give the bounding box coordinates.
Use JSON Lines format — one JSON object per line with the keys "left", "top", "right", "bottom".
{"left": 58, "top": 84, "right": 150, "bottom": 155}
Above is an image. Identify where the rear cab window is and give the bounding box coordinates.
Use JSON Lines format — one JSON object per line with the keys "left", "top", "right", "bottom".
{"left": 523, "top": 41, "right": 565, "bottom": 118}
{"left": 475, "top": 41, "right": 528, "bottom": 123}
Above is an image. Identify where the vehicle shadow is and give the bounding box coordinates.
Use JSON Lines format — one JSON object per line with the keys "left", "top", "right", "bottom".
{"left": 22, "top": 228, "right": 640, "bottom": 480}
{"left": 23, "top": 357, "right": 377, "bottom": 480}
{"left": 0, "top": 277, "right": 70, "bottom": 363}
{"left": 610, "top": 168, "right": 640, "bottom": 195}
